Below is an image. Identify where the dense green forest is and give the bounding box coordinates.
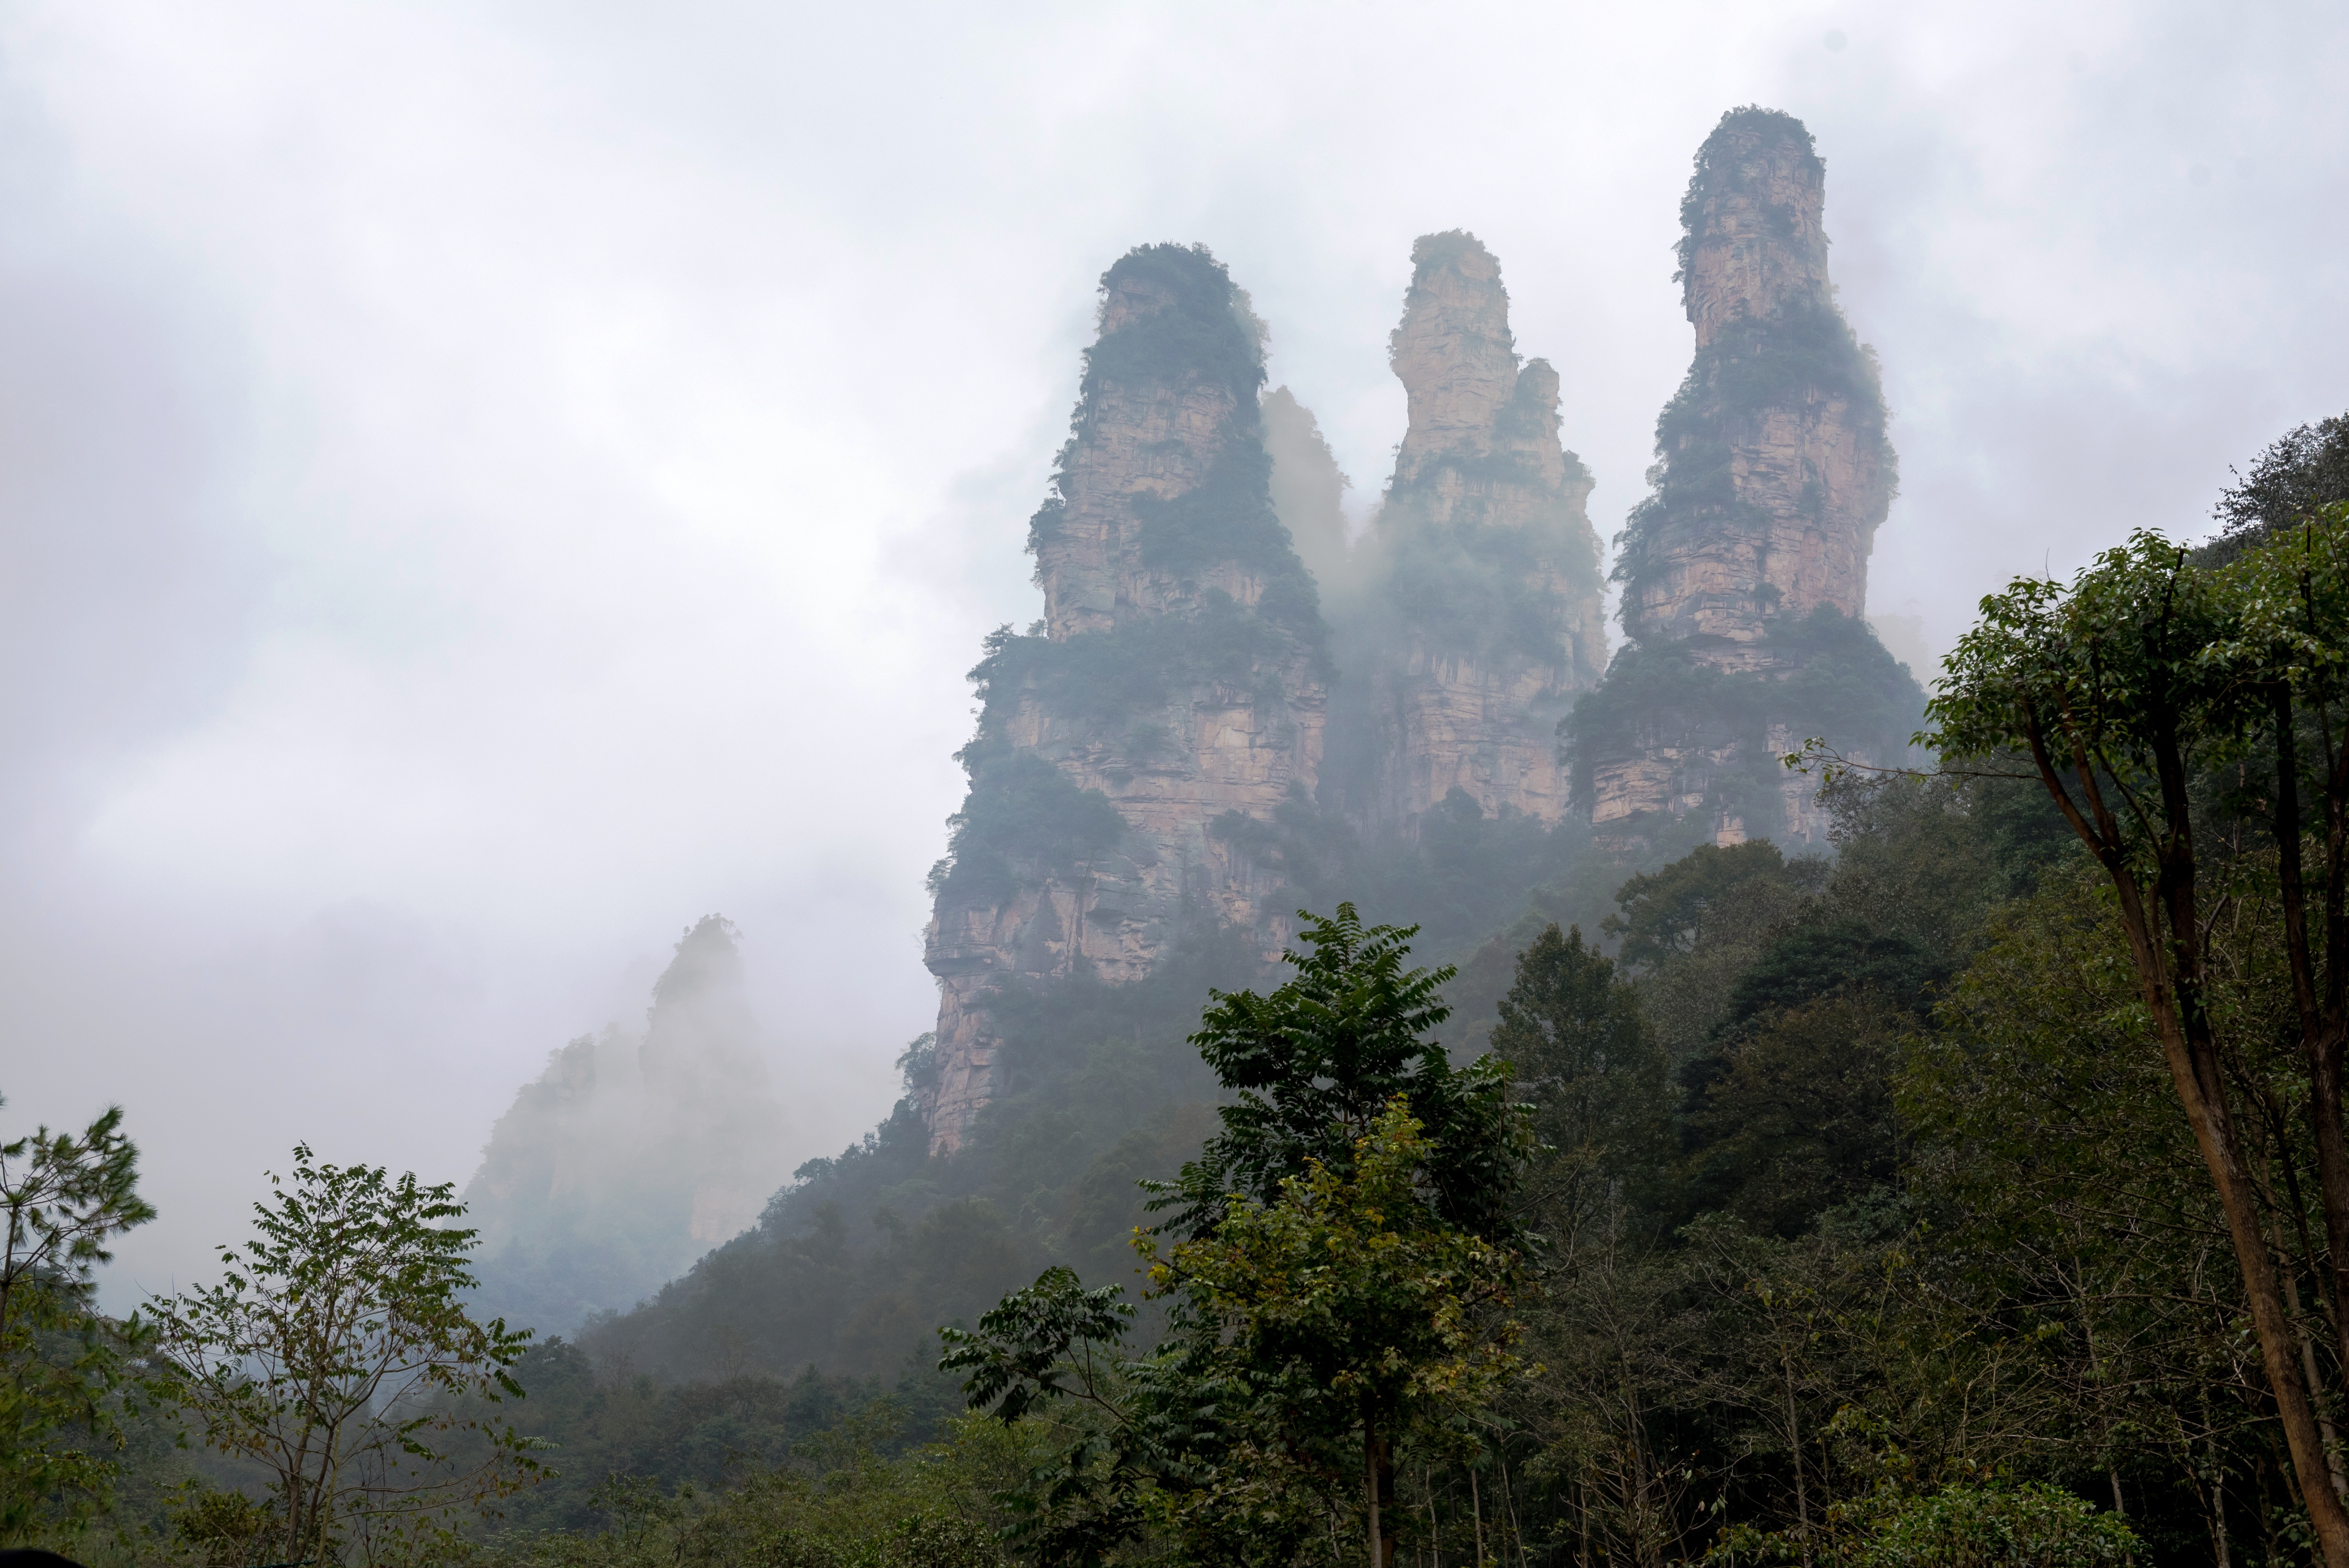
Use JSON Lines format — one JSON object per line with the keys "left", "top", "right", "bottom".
{"left": 8, "top": 417, "right": 2349, "bottom": 1567}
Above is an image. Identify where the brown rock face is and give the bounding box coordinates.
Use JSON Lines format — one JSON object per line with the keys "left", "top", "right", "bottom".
{"left": 1574, "top": 109, "right": 1911, "bottom": 851}
{"left": 1622, "top": 111, "right": 1892, "bottom": 660}
{"left": 921, "top": 244, "right": 1327, "bottom": 1152}
{"left": 1347, "top": 232, "right": 1607, "bottom": 831}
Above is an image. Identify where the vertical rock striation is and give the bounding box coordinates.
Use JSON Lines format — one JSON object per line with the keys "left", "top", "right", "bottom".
{"left": 1568, "top": 109, "right": 1917, "bottom": 851}
{"left": 1345, "top": 232, "right": 1607, "bottom": 831}
{"left": 920, "top": 244, "right": 1329, "bottom": 1152}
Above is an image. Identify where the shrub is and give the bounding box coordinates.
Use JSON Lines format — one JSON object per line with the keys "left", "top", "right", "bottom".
{"left": 1704, "top": 1483, "right": 2139, "bottom": 1568}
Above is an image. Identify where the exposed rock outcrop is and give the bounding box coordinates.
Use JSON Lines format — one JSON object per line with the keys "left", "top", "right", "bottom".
{"left": 1570, "top": 110, "right": 1917, "bottom": 851}
{"left": 920, "top": 244, "right": 1328, "bottom": 1152}
{"left": 1342, "top": 233, "right": 1608, "bottom": 831}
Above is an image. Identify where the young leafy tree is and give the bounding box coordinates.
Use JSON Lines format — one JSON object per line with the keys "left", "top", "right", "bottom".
{"left": 154, "top": 1145, "right": 542, "bottom": 1564}
{"left": 1150, "top": 1100, "right": 1523, "bottom": 1568}
{"left": 938, "top": 1266, "right": 1185, "bottom": 1568}
{"left": 0, "top": 1096, "right": 158, "bottom": 1542}
{"left": 1926, "top": 520, "right": 2349, "bottom": 1564}
{"left": 949, "top": 906, "right": 1533, "bottom": 1568}
{"left": 1157, "top": 903, "right": 1526, "bottom": 1244}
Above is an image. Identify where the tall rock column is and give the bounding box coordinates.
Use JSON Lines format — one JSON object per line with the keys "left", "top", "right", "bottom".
{"left": 1567, "top": 109, "right": 1917, "bottom": 851}
{"left": 1338, "top": 231, "right": 1607, "bottom": 831}
{"left": 920, "top": 244, "right": 1329, "bottom": 1152}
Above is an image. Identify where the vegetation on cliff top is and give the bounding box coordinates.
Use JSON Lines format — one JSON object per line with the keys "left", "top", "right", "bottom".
{"left": 1610, "top": 298, "right": 1895, "bottom": 613}
{"left": 1077, "top": 242, "right": 1267, "bottom": 419}
{"left": 1559, "top": 605, "right": 1925, "bottom": 827}
{"left": 1672, "top": 105, "right": 1825, "bottom": 287}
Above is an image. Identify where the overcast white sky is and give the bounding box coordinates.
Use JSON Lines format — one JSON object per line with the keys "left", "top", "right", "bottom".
{"left": 4, "top": 0, "right": 2343, "bottom": 1305}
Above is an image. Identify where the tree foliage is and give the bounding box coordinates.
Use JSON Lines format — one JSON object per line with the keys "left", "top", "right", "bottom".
{"left": 0, "top": 1096, "right": 157, "bottom": 1542}
{"left": 1927, "top": 506, "right": 2349, "bottom": 1566}
{"left": 155, "top": 1146, "right": 543, "bottom": 1564}
{"left": 947, "top": 910, "right": 1533, "bottom": 1568}
{"left": 1156, "top": 904, "right": 1530, "bottom": 1245}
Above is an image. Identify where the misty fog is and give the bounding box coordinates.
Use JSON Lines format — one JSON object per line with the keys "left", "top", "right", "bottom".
{"left": 3, "top": 0, "right": 2345, "bottom": 1311}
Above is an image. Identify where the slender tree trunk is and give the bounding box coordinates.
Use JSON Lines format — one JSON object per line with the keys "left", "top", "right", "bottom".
{"left": 2136, "top": 953, "right": 2349, "bottom": 1562}
{"left": 2212, "top": 1435, "right": 2234, "bottom": 1568}
{"left": 1781, "top": 1340, "right": 1808, "bottom": 1562}
{"left": 1470, "top": 1465, "right": 1487, "bottom": 1568}
{"left": 1365, "top": 1416, "right": 1393, "bottom": 1568}
{"left": 2078, "top": 1277, "right": 2126, "bottom": 1519}
{"left": 1427, "top": 1466, "right": 1439, "bottom": 1568}
{"left": 2148, "top": 986, "right": 2349, "bottom": 1559}
{"left": 1499, "top": 1450, "right": 1526, "bottom": 1568}
{"left": 2020, "top": 702, "right": 2349, "bottom": 1568}
{"left": 2275, "top": 1193, "right": 2349, "bottom": 1502}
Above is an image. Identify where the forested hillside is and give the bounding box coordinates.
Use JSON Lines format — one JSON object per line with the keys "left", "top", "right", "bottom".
{"left": 521, "top": 413, "right": 2349, "bottom": 1565}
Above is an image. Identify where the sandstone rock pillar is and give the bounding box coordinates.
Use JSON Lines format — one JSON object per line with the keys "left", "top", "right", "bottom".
{"left": 1340, "top": 231, "right": 1608, "bottom": 832}
{"left": 1572, "top": 109, "right": 1913, "bottom": 852}
{"left": 920, "top": 244, "right": 1329, "bottom": 1152}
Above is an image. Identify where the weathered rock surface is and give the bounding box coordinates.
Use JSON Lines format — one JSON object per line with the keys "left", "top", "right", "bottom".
{"left": 1620, "top": 111, "right": 1891, "bottom": 657}
{"left": 1578, "top": 109, "right": 1911, "bottom": 850}
{"left": 921, "top": 244, "right": 1328, "bottom": 1152}
{"left": 1347, "top": 232, "right": 1608, "bottom": 831}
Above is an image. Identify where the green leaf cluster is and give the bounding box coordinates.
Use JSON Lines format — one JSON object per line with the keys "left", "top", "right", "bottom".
{"left": 0, "top": 1097, "right": 159, "bottom": 1543}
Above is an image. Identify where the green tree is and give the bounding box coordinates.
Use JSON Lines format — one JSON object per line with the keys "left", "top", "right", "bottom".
{"left": 154, "top": 1145, "right": 543, "bottom": 1564}
{"left": 1926, "top": 513, "right": 2349, "bottom": 1564}
{"left": 1149, "top": 1101, "right": 1524, "bottom": 1568}
{"left": 1681, "top": 991, "right": 1904, "bottom": 1237}
{"left": 2207, "top": 503, "right": 2349, "bottom": 1390}
{"left": 949, "top": 908, "right": 1534, "bottom": 1568}
{"left": 0, "top": 1095, "right": 157, "bottom": 1541}
{"left": 1602, "top": 842, "right": 1805, "bottom": 970}
{"left": 1905, "top": 861, "right": 2277, "bottom": 1544}
{"left": 1487, "top": 924, "right": 1670, "bottom": 1252}
{"left": 2203, "top": 412, "right": 2349, "bottom": 565}
{"left": 1159, "top": 904, "right": 1526, "bottom": 1245}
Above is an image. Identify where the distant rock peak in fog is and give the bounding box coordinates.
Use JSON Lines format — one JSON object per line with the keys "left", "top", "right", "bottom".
{"left": 463, "top": 914, "right": 790, "bottom": 1334}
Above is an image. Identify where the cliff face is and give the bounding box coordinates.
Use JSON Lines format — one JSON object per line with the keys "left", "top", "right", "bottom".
{"left": 1347, "top": 233, "right": 1608, "bottom": 831}
{"left": 1622, "top": 110, "right": 1891, "bottom": 659}
{"left": 1572, "top": 110, "right": 1915, "bottom": 851}
{"left": 920, "top": 244, "right": 1328, "bottom": 1152}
